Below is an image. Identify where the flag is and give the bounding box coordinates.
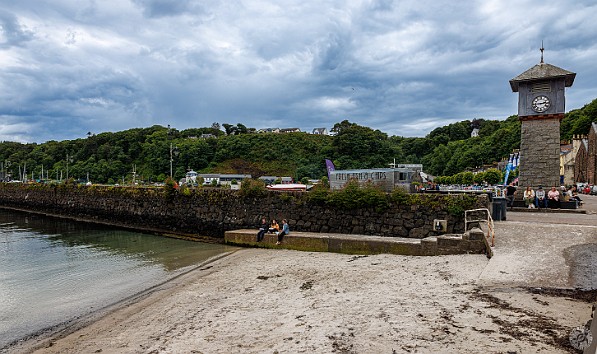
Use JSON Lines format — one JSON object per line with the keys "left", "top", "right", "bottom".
{"left": 325, "top": 159, "right": 335, "bottom": 179}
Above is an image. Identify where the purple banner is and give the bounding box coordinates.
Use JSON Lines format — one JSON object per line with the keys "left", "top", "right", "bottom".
{"left": 325, "top": 159, "right": 335, "bottom": 179}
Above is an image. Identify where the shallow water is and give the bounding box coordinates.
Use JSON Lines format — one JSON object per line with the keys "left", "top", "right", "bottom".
{"left": 0, "top": 209, "right": 235, "bottom": 348}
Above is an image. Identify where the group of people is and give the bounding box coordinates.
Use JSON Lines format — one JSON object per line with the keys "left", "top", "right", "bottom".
{"left": 256, "top": 218, "right": 290, "bottom": 245}
{"left": 519, "top": 184, "right": 583, "bottom": 209}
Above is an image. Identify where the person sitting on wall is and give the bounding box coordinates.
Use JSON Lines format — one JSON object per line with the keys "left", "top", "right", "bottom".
{"left": 568, "top": 185, "right": 583, "bottom": 206}
{"left": 523, "top": 186, "right": 535, "bottom": 209}
{"left": 547, "top": 186, "right": 561, "bottom": 208}
{"left": 276, "top": 219, "right": 290, "bottom": 245}
{"left": 268, "top": 219, "right": 280, "bottom": 234}
{"left": 256, "top": 217, "right": 268, "bottom": 242}
{"left": 505, "top": 183, "right": 517, "bottom": 210}
{"left": 535, "top": 186, "right": 547, "bottom": 208}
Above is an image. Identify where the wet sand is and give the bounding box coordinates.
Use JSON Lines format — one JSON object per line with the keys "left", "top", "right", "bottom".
{"left": 8, "top": 196, "right": 597, "bottom": 354}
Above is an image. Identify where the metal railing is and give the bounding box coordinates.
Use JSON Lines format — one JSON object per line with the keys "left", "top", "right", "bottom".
{"left": 465, "top": 208, "right": 495, "bottom": 248}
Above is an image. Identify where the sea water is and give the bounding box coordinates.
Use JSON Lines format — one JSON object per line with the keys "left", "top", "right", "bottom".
{"left": 0, "top": 209, "right": 235, "bottom": 348}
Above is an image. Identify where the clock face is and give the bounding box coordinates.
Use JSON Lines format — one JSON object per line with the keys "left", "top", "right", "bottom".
{"left": 531, "top": 95, "right": 551, "bottom": 113}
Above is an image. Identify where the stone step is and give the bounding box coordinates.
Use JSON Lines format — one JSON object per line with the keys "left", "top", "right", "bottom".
{"left": 224, "top": 229, "right": 489, "bottom": 256}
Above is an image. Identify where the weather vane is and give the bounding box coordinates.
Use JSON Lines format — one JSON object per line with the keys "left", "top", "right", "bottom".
{"left": 540, "top": 40, "right": 544, "bottom": 64}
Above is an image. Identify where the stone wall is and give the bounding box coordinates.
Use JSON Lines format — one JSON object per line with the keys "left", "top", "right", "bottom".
{"left": 588, "top": 123, "right": 597, "bottom": 184}
{"left": 0, "top": 184, "right": 489, "bottom": 239}
{"left": 519, "top": 116, "right": 562, "bottom": 188}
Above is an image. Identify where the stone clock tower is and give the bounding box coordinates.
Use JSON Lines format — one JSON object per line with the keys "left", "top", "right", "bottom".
{"left": 509, "top": 47, "right": 575, "bottom": 188}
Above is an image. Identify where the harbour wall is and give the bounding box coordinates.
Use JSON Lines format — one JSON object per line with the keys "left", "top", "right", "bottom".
{"left": 0, "top": 184, "right": 489, "bottom": 240}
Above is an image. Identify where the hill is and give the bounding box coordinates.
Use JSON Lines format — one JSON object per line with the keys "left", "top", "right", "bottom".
{"left": 1, "top": 99, "right": 596, "bottom": 183}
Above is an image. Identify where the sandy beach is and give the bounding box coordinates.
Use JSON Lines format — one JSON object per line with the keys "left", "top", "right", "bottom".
{"left": 8, "top": 196, "right": 597, "bottom": 354}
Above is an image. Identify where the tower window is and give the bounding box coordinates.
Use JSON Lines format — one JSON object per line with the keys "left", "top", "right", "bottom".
{"left": 531, "top": 82, "right": 551, "bottom": 92}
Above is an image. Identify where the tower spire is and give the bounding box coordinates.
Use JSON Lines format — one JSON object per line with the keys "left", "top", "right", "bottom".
{"left": 540, "top": 40, "right": 544, "bottom": 64}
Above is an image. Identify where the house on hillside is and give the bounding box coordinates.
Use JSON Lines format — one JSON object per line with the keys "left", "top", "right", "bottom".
{"left": 280, "top": 128, "right": 301, "bottom": 133}
{"left": 258, "top": 176, "right": 293, "bottom": 185}
{"left": 312, "top": 128, "right": 328, "bottom": 135}
{"left": 257, "top": 128, "right": 280, "bottom": 134}
{"left": 197, "top": 174, "right": 252, "bottom": 186}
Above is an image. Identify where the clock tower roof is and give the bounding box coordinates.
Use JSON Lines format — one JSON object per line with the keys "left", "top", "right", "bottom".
{"left": 509, "top": 62, "right": 576, "bottom": 92}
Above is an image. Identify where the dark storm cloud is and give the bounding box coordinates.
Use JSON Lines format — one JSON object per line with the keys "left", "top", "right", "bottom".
{"left": 132, "top": 0, "right": 198, "bottom": 18}
{"left": 0, "top": 0, "right": 596, "bottom": 142}
{"left": 0, "top": 10, "right": 33, "bottom": 48}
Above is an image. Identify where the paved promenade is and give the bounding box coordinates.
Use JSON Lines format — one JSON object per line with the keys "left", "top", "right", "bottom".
{"left": 482, "top": 194, "right": 597, "bottom": 290}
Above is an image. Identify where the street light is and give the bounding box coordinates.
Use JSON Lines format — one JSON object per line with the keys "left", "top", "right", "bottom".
{"left": 167, "top": 125, "right": 179, "bottom": 179}
{"left": 66, "top": 153, "right": 73, "bottom": 180}
{"left": 170, "top": 143, "right": 179, "bottom": 179}
{"left": 1, "top": 160, "right": 10, "bottom": 181}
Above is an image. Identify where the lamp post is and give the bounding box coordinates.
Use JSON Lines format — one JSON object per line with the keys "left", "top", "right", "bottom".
{"left": 1, "top": 160, "right": 10, "bottom": 181}
{"left": 66, "top": 153, "right": 73, "bottom": 181}
{"left": 167, "top": 125, "right": 179, "bottom": 179}
{"left": 170, "top": 143, "right": 179, "bottom": 179}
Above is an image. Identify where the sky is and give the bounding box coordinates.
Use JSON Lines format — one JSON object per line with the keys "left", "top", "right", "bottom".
{"left": 1, "top": 0, "right": 596, "bottom": 143}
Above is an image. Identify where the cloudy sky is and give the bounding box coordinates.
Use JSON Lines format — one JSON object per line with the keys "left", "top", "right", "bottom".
{"left": 1, "top": 0, "right": 596, "bottom": 143}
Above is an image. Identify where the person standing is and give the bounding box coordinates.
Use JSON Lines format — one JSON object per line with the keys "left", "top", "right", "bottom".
{"left": 505, "top": 183, "right": 517, "bottom": 210}
{"left": 276, "top": 219, "right": 290, "bottom": 245}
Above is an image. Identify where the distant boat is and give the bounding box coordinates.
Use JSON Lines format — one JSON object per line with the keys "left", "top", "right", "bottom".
{"left": 266, "top": 183, "right": 307, "bottom": 191}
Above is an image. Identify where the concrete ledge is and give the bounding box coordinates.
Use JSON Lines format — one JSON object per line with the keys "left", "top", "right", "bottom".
{"left": 512, "top": 199, "right": 581, "bottom": 210}
{"left": 224, "top": 229, "right": 489, "bottom": 257}
{"left": 510, "top": 207, "right": 587, "bottom": 214}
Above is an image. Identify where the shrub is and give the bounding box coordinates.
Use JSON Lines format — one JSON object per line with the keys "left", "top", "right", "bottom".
{"left": 320, "top": 176, "right": 330, "bottom": 188}
{"left": 326, "top": 179, "right": 388, "bottom": 212}
{"left": 306, "top": 183, "right": 330, "bottom": 205}
{"left": 163, "top": 177, "right": 177, "bottom": 199}
{"left": 239, "top": 178, "right": 266, "bottom": 197}
{"left": 180, "top": 184, "right": 192, "bottom": 196}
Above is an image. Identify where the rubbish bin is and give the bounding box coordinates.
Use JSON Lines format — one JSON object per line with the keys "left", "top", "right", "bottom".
{"left": 491, "top": 197, "right": 507, "bottom": 221}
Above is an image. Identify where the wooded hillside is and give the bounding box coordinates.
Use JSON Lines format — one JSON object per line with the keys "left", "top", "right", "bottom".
{"left": 1, "top": 99, "right": 596, "bottom": 183}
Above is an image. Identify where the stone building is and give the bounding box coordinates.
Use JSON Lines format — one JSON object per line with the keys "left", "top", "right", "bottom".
{"left": 574, "top": 136, "right": 589, "bottom": 183}
{"left": 509, "top": 49, "right": 575, "bottom": 188}
{"left": 574, "top": 123, "right": 597, "bottom": 184}
{"left": 587, "top": 123, "right": 597, "bottom": 184}
{"left": 560, "top": 142, "right": 574, "bottom": 185}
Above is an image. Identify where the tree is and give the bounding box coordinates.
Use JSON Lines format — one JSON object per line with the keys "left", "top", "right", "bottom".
{"left": 462, "top": 171, "right": 474, "bottom": 185}
{"left": 484, "top": 168, "right": 502, "bottom": 185}
{"left": 222, "top": 124, "right": 236, "bottom": 136}
{"left": 236, "top": 123, "right": 248, "bottom": 134}
{"left": 331, "top": 120, "right": 392, "bottom": 169}
{"left": 473, "top": 172, "right": 485, "bottom": 185}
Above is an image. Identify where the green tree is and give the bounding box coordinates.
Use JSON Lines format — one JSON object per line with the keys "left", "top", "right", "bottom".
{"left": 473, "top": 172, "right": 485, "bottom": 185}
{"left": 484, "top": 168, "right": 502, "bottom": 185}
{"left": 462, "top": 171, "right": 474, "bottom": 185}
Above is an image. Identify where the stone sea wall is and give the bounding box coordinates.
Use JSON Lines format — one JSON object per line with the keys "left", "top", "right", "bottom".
{"left": 0, "top": 184, "right": 489, "bottom": 239}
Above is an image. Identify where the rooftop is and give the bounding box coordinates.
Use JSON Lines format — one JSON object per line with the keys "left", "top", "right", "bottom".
{"left": 509, "top": 62, "right": 576, "bottom": 92}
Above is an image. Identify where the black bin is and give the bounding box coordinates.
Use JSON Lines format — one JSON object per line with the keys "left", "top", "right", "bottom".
{"left": 491, "top": 197, "right": 507, "bottom": 221}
